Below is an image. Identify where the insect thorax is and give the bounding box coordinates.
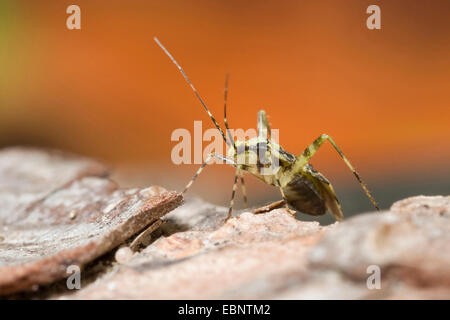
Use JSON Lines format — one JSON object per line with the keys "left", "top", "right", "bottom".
{"left": 227, "top": 138, "right": 294, "bottom": 185}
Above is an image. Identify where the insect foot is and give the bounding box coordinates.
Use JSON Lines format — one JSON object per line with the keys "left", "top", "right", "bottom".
{"left": 223, "top": 214, "right": 239, "bottom": 224}
{"left": 285, "top": 208, "right": 297, "bottom": 215}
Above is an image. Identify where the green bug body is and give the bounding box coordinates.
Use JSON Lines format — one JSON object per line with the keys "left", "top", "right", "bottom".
{"left": 155, "top": 37, "right": 379, "bottom": 222}
{"left": 226, "top": 115, "right": 345, "bottom": 221}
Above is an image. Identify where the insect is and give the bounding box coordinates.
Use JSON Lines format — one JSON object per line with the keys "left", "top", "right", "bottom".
{"left": 154, "top": 37, "right": 380, "bottom": 222}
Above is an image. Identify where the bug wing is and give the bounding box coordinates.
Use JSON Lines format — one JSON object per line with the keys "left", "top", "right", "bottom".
{"left": 305, "top": 165, "right": 344, "bottom": 221}
{"left": 315, "top": 179, "right": 344, "bottom": 221}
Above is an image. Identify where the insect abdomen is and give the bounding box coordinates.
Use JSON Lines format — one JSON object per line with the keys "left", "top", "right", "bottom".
{"left": 282, "top": 174, "right": 327, "bottom": 216}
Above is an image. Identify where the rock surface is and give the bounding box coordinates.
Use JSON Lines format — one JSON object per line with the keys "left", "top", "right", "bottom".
{"left": 61, "top": 196, "right": 449, "bottom": 300}
{"left": 0, "top": 148, "right": 183, "bottom": 295}
{"left": 1, "top": 147, "right": 448, "bottom": 299}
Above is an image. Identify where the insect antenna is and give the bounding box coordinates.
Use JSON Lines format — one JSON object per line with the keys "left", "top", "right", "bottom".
{"left": 223, "top": 73, "right": 236, "bottom": 151}
{"left": 154, "top": 37, "right": 232, "bottom": 147}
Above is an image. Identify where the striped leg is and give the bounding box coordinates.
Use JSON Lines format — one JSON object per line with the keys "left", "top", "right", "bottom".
{"left": 223, "top": 75, "right": 247, "bottom": 209}
{"left": 292, "top": 134, "right": 379, "bottom": 211}
{"left": 183, "top": 153, "right": 235, "bottom": 194}
{"left": 239, "top": 175, "right": 248, "bottom": 209}
{"left": 225, "top": 169, "right": 240, "bottom": 221}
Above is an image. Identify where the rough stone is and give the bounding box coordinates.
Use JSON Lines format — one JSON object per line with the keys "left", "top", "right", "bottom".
{"left": 0, "top": 148, "right": 183, "bottom": 295}
{"left": 63, "top": 195, "right": 449, "bottom": 300}
{"left": 1, "top": 147, "right": 448, "bottom": 299}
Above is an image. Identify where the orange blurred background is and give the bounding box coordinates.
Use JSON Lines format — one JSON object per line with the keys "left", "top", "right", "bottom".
{"left": 1, "top": 1, "right": 449, "bottom": 221}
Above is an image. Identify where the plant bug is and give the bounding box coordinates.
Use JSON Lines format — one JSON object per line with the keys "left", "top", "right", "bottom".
{"left": 154, "top": 37, "right": 380, "bottom": 222}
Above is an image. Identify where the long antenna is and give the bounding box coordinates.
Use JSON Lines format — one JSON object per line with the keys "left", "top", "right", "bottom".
{"left": 223, "top": 73, "right": 236, "bottom": 150}
{"left": 154, "top": 37, "right": 231, "bottom": 146}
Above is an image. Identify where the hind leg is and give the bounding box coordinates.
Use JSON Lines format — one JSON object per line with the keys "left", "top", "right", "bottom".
{"left": 292, "top": 134, "right": 379, "bottom": 211}
{"left": 253, "top": 199, "right": 285, "bottom": 214}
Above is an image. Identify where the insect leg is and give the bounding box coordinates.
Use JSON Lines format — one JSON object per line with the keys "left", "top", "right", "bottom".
{"left": 183, "top": 153, "right": 236, "bottom": 194}
{"left": 277, "top": 179, "right": 296, "bottom": 215}
{"left": 239, "top": 174, "right": 248, "bottom": 208}
{"left": 253, "top": 199, "right": 285, "bottom": 214}
{"left": 257, "top": 110, "right": 271, "bottom": 139}
{"left": 223, "top": 75, "right": 247, "bottom": 206}
{"left": 293, "top": 134, "right": 379, "bottom": 211}
{"left": 226, "top": 169, "right": 240, "bottom": 221}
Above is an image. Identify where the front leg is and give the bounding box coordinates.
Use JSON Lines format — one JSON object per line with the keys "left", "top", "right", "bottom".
{"left": 239, "top": 174, "right": 248, "bottom": 209}
{"left": 183, "top": 153, "right": 236, "bottom": 193}
{"left": 225, "top": 168, "right": 240, "bottom": 221}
